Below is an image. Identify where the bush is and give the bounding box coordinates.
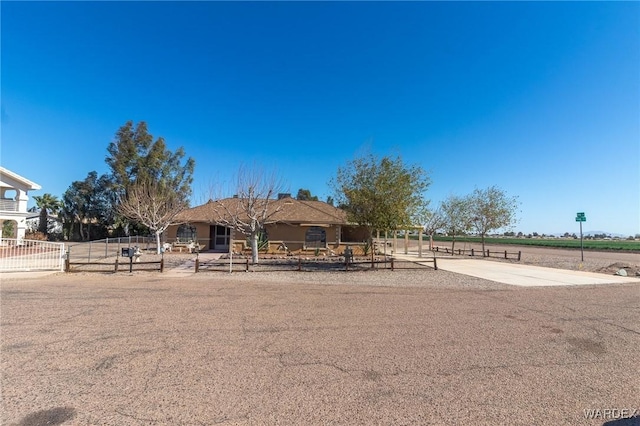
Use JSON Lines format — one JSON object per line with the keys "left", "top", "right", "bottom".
{"left": 25, "top": 231, "right": 48, "bottom": 241}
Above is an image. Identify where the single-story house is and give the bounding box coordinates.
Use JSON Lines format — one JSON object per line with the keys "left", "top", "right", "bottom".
{"left": 166, "top": 195, "right": 369, "bottom": 254}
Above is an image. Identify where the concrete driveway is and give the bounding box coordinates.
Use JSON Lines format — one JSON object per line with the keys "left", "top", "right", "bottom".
{"left": 396, "top": 255, "right": 640, "bottom": 287}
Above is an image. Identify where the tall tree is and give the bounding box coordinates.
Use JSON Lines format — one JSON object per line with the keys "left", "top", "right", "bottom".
{"left": 331, "top": 154, "right": 430, "bottom": 258}
{"left": 33, "top": 193, "right": 62, "bottom": 236}
{"left": 296, "top": 188, "right": 318, "bottom": 201}
{"left": 105, "top": 121, "right": 195, "bottom": 238}
{"left": 470, "top": 186, "right": 519, "bottom": 255}
{"left": 440, "top": 194, "right": 473, "bottom": 254}
{"left": 211, "top": 165, "right": 284, "bottom": 264}
{"left": 106, "top": 120, "right": 195, "bottom": 202}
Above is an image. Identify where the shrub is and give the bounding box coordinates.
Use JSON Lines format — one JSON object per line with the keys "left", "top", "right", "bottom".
{"left": 25, "top": 231, "right": 48, "bottom": 241}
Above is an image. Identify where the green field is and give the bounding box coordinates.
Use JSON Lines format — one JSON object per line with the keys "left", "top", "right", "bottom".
{"left": 426, "top": 236, "right": 640, "bottom": 251}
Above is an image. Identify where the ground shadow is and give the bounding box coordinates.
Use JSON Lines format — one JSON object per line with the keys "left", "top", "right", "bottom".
{"left": 603, "top": 416, "right": 640, "bottom": 426}
{"left": 17, "top": 407, "right": 76, "bottom": 426}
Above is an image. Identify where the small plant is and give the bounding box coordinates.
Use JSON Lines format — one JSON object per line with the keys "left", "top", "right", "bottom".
{"left": 362, "top": 240, "right": 371, "bottom": 256}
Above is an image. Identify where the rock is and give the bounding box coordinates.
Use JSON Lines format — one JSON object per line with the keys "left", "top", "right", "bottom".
{"left": 615, "top": 269, "right": 628, "bottom": 277}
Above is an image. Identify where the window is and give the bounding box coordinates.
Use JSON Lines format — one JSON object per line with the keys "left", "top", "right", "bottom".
{"left": 176, "top": 224, "right": 197, "bottom": 242}
{"left": 305, "top": 227, "right": 326, "bottom": 248}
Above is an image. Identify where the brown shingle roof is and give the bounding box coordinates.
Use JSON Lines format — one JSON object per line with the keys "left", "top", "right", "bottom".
{"left": 176, "top": 197, "right": 348, "bottom": 225}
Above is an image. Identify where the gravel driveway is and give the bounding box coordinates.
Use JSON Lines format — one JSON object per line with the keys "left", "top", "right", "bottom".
{"left": 2, "top": 265, "right": 639, "bottom": 425}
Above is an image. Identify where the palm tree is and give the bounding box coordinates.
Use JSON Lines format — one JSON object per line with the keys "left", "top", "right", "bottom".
{"left": 33, "top": 193, "right": 62, "bottom": 236}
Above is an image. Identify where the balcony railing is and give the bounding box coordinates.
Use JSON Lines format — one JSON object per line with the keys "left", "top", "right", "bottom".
{"left": 0, "top": 199, "right": 19, "bottom": 212}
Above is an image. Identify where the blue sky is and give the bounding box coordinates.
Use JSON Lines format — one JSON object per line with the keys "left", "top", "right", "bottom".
{"left": 2, "top": 2, "right": 639, "bottom": 236}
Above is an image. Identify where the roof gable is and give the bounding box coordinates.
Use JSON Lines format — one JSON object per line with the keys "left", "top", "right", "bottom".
{"left": 0, "top": 167, "right": 42, "bottom": 191}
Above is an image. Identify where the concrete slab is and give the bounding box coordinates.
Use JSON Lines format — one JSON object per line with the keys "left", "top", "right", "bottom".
{"left": 433, "top": 258, "right": 640, "bottom": 287}
{"left": 392, "top": 253, "right": 640, "bottom": 287}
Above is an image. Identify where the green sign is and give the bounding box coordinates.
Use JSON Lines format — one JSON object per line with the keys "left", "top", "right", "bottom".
{"left": 576, "top": 212, "right": 586, "bottom": 222}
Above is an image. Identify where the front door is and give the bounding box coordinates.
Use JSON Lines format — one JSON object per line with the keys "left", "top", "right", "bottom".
{"left": 210, "top": 225, "right": 230, "bottom": 251}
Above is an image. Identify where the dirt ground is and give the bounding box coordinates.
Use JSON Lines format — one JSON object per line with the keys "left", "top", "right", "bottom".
{"left": 1, "top": 264, "right": 639, "bottom": 425}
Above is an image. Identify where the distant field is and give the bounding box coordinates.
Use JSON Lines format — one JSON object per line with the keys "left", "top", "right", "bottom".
{"left": 427, "top": 236, "right": 640, "bottom": 251}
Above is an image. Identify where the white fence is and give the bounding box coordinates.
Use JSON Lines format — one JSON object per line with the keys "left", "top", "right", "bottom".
{"left": 0, "top": 238, "right": 66, "bottom": 272}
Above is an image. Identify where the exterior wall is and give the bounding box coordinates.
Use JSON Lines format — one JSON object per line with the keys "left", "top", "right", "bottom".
{"left": 265, "top": 223, "right": 341, "bottom": 252}
{"left": 165, "top": 222, "right": 368, "bottom": 254}
{"left": 165, "top": 222, "right": 213, "bottom": 249}
{"left": 341, "top": 225, "right": 369, "bottom": 243}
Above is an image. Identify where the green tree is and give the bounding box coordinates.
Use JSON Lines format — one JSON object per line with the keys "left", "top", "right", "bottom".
{"left": 422, "top": 207, "right": 446, "bottom": 250}
{"left": 470, "top": 186, "right": 519, "bottom": 255}
{"left": 331, "top": 154, "right": 430, "bottom": 258}
{"left": 440, "top": 194, "right": 473, "bottom": 254}
{"left": 33, "top": 193, "right": 62, "bottom": 236}
{"left": 61, "top": 172, "right": 113, "bottom": 241}
{"left": 296, "top": 188, "right": 318, "bottom": 201}
{"left": 106, "top": 121, "right": 195, "bottom": 240}
{"left": 106, "top": 121, "right": 195, "bottom": 201}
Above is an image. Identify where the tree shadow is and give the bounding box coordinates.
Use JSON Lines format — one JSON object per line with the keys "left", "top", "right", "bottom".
{"left": 17, "top": 407, "right": 76, "bottom": 426}
{"left": 602, "top": 416, "right": 640, "bottom": 426}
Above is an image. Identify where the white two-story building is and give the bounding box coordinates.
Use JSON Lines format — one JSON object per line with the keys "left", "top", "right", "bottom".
{"left": 0, "top": 166, "right": 42, "bottom": 240}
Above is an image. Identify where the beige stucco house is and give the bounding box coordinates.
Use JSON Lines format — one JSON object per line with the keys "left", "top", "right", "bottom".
{"left": 0, "top": 167, "right": 42, "bottom": 240}
{"left": 167, "top": 195, "right": 368, "bottom": 254}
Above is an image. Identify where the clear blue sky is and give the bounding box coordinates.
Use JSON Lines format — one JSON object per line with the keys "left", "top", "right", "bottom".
{"left": 2, "top": 2, "right": 638, "bottom": 236}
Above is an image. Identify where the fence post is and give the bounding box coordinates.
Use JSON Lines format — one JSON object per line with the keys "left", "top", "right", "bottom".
{"left": 246, "top": 259, "right": 249, "bottom": 272}
{"left": 114, "top": 257, "right": 119, "bottom": 272}
{"left": 433, "top": 256, "right": 438, "bottom": 271}
{"left": 88, "top": 241, "right": 92, "bottom": 263}
{"left": 471, "top": 248, "right": 474, "bottom": 257}
{"left": 391, "top": 257, "right": 394, "bottom": 271}
{"left": 195, "top": 257, "right": 199, "bottom": 273}
{"left": 505, "top": 250, "right": 507, "bottom": 259}
{"left": 487, "top": 249, "right": 490, "bottom": 258}
{"left": 518, "top": 251, "right": 521, "bottom": 261}
{"left": 65, "top": 249, "right": 70, "bottom": 273}
{"left": 160, "top": 257, "right": 164, "bottom": 273}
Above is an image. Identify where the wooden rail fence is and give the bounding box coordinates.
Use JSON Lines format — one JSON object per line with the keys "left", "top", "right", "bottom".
{"left": 433, "top": 246, "right": 521, "bottom": 261}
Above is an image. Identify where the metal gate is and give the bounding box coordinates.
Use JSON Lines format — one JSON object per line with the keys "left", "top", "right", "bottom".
{"left": 0, "top": 238, "right": 66, "bottom": 272}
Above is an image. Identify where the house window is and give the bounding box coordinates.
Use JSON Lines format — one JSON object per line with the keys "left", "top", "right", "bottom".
{"left": 177, "top": 224, "right": 197, "bottom": 242}
{"left": 305, "top": 227, "right": 326, "bottom": 248}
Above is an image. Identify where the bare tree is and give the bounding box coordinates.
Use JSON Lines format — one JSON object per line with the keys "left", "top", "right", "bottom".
{"left": 118, "top": 180, "right": 188, "bottom": 254}
{"left": 211, "top": 165, "right": 284, "bottom": 264}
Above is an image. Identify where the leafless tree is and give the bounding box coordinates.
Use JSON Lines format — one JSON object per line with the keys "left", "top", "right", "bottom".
{"left": 210, "top": 165, "right": 285, "bottom": 264}
{"left": 118, "top": 179, "right": 188, "bottom": 254}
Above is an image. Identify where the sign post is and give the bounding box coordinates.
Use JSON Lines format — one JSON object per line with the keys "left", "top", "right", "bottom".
{"left": 575, "top": 212, "right": 586, "bottom": 261}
